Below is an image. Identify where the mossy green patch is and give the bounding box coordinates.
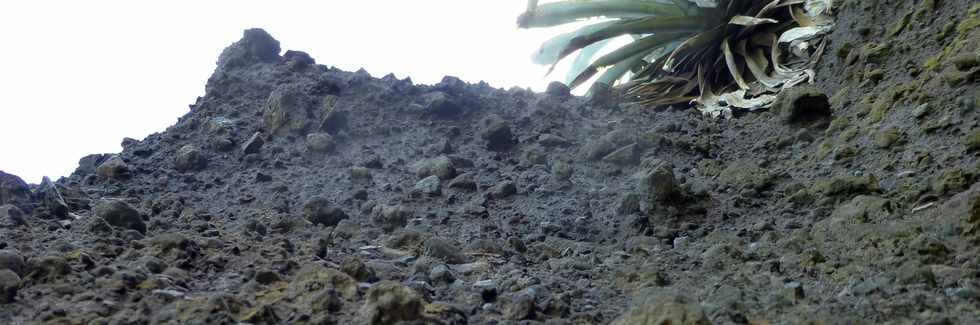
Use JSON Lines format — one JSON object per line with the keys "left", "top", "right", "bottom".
{"left": 887, "top": 11, "right": 912, "bottom": 37}
{"left": 964, "top": 130, "right": 980, "bottom": 151}
{"left": 874, "top": 127, "right": 901, "bottom": 148}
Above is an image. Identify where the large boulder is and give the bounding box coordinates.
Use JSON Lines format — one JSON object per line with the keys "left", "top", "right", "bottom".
{"left": 96, "top": 155, "right": 131, "bottom": 181}
{"left": 94, "top": 199, "right": 147, "bottom": 234}
{"left": 0, "top": 171, "right": 32, "bottom": 213}
{"left": 174, "top": 145, "right": 207, "bottom": 172}
{"left": 263, "top": 84, "right": 316, "bottom": 135}
{"left": 216, "top": 28, "right": 281, "bottom": 70}
{"left": 358, "top": 281, "right": 426, "bottom": 325}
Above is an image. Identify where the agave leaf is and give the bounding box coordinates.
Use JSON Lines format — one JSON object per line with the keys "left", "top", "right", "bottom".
{"left": 518, "top": 0, "right": 687, "bottom": 28}
{"left": 721, "top": 37, "right": 750, "bottom": 90}
{"left": 777, "top": 25, "right": 831, "bottom": 44}
{"left": 662, "top": 26, "right": 722, "bottom": 72}
{"left": 569, "top": 32, "right": 690, "bottom": 89}
{"left": 594, "top": 51, "right": 648, "bottom": 87}
{"left": 532, "top": 21, "right": 618, "bottom": 66}
{"left": 743, "top": 48, "right": 783, "bottom": 90}
{"left": 729, "top": 15, "right": 778, "bottom": 26}
{"left": 566, "top": 39, "right": 614, "bottom": 84}
{"left": 559, "top": 16, "right": 704, "bottom": 61}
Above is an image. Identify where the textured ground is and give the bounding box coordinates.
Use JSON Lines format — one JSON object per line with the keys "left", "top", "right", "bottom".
{"left": 1, "top": 1, "right": 980, "bottom": 324}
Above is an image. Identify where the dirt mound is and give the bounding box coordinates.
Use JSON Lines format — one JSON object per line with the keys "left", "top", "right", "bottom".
{"left": 1, "top": 1, "right": 979, "bottom": 323}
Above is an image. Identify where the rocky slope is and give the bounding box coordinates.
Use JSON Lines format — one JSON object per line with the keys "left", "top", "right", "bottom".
{"left": 1, "top": 1, "right": 979, "bottom": 324}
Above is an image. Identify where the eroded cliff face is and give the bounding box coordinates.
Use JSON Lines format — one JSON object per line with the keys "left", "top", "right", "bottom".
{"left": 1, "top": 1, "right": 980, "bottom": 323}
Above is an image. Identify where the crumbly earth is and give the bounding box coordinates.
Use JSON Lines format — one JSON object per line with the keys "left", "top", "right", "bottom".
{"left": 1, "top": 1, "right": 979, "bottom": 324}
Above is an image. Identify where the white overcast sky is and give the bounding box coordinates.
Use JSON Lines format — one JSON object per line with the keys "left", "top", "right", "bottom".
{"left": 0, "top": 1, "right": 588, "bottom": 183}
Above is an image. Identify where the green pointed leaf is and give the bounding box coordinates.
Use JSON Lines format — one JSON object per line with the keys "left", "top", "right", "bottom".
{"left": 566, "top": 39, "right": 614, "bottom": 85}
{"left": 532, "top": 21, "right": 618, "bottom": 66}
{"left": 518, "top": 0, "right": 688, "bottom": 28}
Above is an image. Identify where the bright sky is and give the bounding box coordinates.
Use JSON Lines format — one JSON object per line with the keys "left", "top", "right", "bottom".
{"left": 0, "top": 1, "right": 583, "bottom": 183}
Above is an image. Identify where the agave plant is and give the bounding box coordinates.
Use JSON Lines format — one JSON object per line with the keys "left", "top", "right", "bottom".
{"left": 519, "top": 0, "right": 834, "bottom": 117}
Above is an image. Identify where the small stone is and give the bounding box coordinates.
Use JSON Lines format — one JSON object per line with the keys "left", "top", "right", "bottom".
{"left": 0, "top": 269, "right": 19, "bottom": 304}
{"left": 96, "top": 156, "right": 130, "bottom": 180}
{"left": 306, "top": 132, "right": 335, "bottom": 154}
{"left": 358, "top": 281, "right": 425, "bottom": 325}
{"left": 551, "top": 161, "right": 573, "bottom": 181}
{"left": 952, "top": 287, "right": 980, "bottom": 300}
{"left": 349, "top": 167, "right": 373, "bottom": 181}
{"left": 94, "top": 199, "right": 146, "bottom": 234}
{"left": 896, "top": 262, "right": 936, "bottom": 286}
{"left": 422, "top": 237, "right": 468, "bottom": 264}
{"left": 413, "top": 175, "right": 441, "bottom": 196}
{"left": 410, "top": 155, "right": 455, "bottom": 180}
{"left": 242, "top": 132, "right": 265, "bottom": 155}
{"left": 448, "top": 173, "right": 477, "bottom": 191}
{"left": 874, "top": 127, "right": 901, "bottom": 149}
{"left": 0, "top": 250, "right": 26, "bottom": 276}
{"left": 639, "top": 161, "right": 680, "bottom": 205}
{"left": 477, "top": 114, "right": 515, "bottom": 150}
{"left": 492, "top": 181, "right": 517, "bottom": 199}
{"left": 253, "top": 270, "right": 281, "bottom": 285}
{"left": 582, "top": 129, "right": 635, "bottom": 161}
{"left": 538, "top": 134, "right": 570, "bottom": 147}
{"left": 303, "top": 196, "right": 349, "bottom": 227}
{"left": 174, "top": 145, "right": 207, "bottom": 172}
{"left": 428, "top": 264, "right": 455, "bottom": 284}
{"left": 913, "top": 103, "right": 931, "bottom": 118}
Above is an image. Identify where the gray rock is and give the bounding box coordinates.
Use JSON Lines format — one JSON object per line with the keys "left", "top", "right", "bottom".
{"left": 582, "top": 129, "right": 635, "bottom": 161}
{"left": 358, "top": 281, "right": 425, "bottom": 325}
{"left": 411, "top": 155, "right": 455, "bottom": 180}
{"left": 0, "top": 250, "right": 25, "bottom": 276}
{"left": 612, "top": 292, "right": 709, "bottom": 325}
{"left": 216, "top": 28, "right": 281, "bottom": 70}
{"left": 413, "top": 175, "right": 441, "bottom": 196}
{"left": 505, "top": 291, "right": 536, "bottom": 320}
{"left": 551, "top": 161, "right": 573, "bottom": 181}
{"left": 423, "top": 237, "right": 468, "bottom": 264}
{"left": 341, "top": 257, "right": 376, "bottom": 282}
{"left": 421, "top": 91, "right": 462, "bottom": 116}
{"left": 263, "top": 84, "right": 314, "bottom": 135}
{"left": 477, "top": 114, "right": 514, "bottom": 150}
{"left": 242, "top": 132, "right": 265, "bottom": 155}
{"left": 306, "top": 132, "right": 335, "bottom": 154}
{"left": 36, "top": 177, "right": 69, "bottom": 219}
{"left": 174, "top": 145, "right": 207, "bottom": 172}
{"left": 538, "top": 134, "right": 570, "bottom": 147}
{"left": 303, "top": 196, "right": 349, "bottom": 227}
{"left": 545, "top": 81, "right": 571, "bottom": 98}
{"left": 96, "top": 156, "right": 130, "bottom": 180}
{"left": 492, "top": 181, "right": 517, "bottom": 198}
{"left": 318, "top": 95, "right": 348, "bottom": 134}
{"left": 0, "top": 269, "right": 19, "bottom": 304}
{"left": 29, "top": 256, "right": 70, "bottom": 282}
{"left": 637, "top": 160, "right": 679, "bottom": 205}
{"left": 0, "top": 171, "right": 31, "bottom": 213}
{"left": 349, "top": 167, "right": 373, "bottom": 181}
{"left": 0, "top": 205, "right": 27, "bottom": 228}
{"left": 94, "top": 199, "right": 146, "bottom": 234}
{"left": 374, "top": 205, "right": 411, "bottom": 232}
{"left": 448, "top": 173, "right": 477, "bottom": 191}
{"left": 429, "top": 264, "right": 455, "bottom": 285}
